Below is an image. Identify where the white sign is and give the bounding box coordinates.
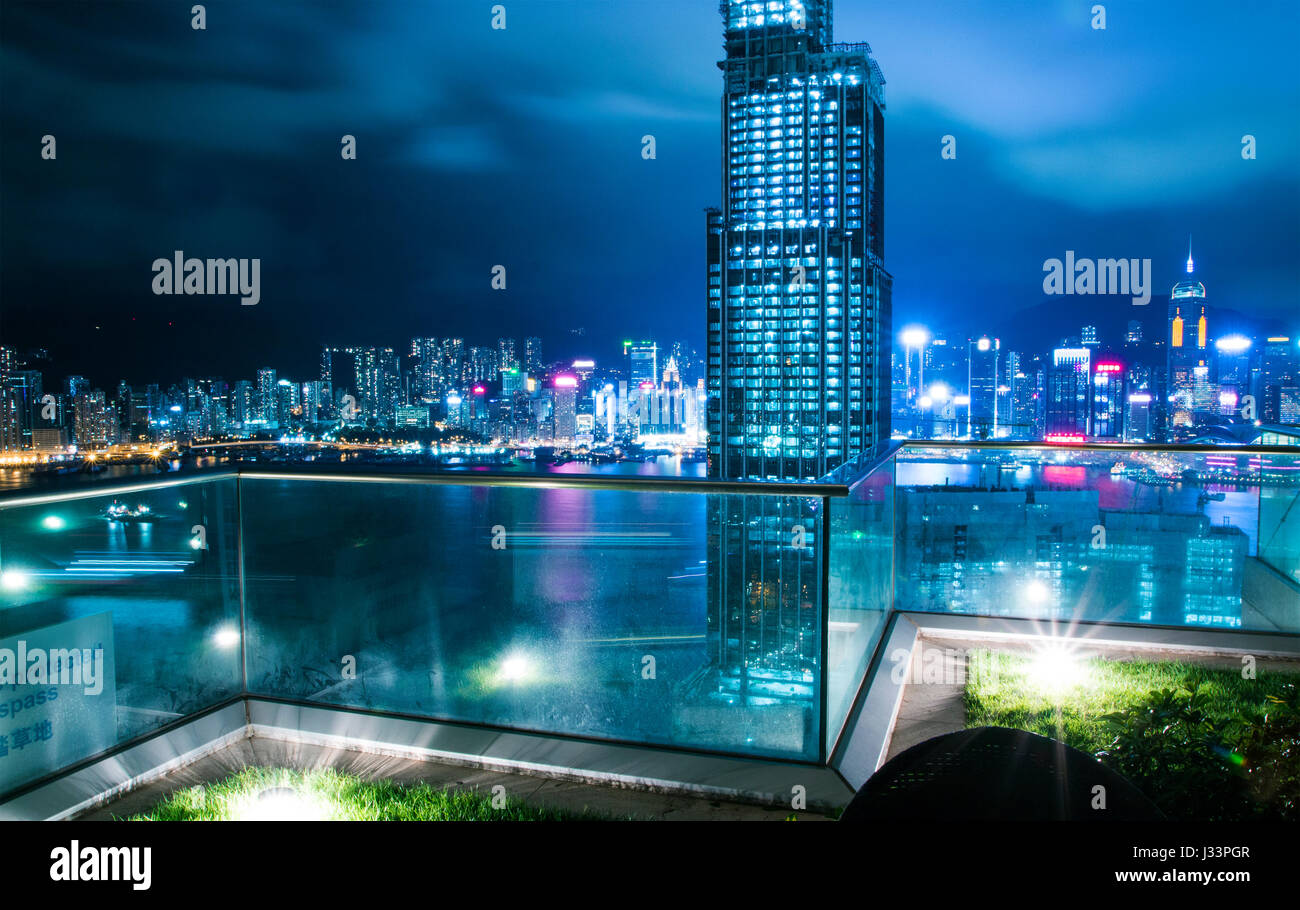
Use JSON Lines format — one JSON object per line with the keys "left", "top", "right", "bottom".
{"left": 0, "top": 612, "right": 116, "bottom": 794}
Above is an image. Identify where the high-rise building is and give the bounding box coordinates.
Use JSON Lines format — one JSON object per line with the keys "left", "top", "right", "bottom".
{"left": 256, "top": 369, "right": 278, "bottom": 427}
{"left": 349, "top": 347, "right": 400, "bottom": 423}
{"left": 1046, "top": 347, "right": 1091, "bottom": 439}
{"left": 1213, "top": 335, "right": 1252, "bottom": 416}
{"left": 1258, "top": 337, "right": 1298, "bottom": 424}
{"left": 1126, "top": 391, "right": 1154, "bottom": 441}
{"left": 553, "top": 375, "right": 578, "bottom": 440}
{"left": 703, "top": 1, "right": 890, "bottom": 760}
{"left": 1091, "top": 358, "right": 1125, "bottom": 440}
{"left": 524, "top": 336, "right": 543, "bottom": 378}
{"left": 1167, "top": 241, "right": 1208, "bottom": 430}
{"left": 0, "top": 347, "right": 19, "bottom": 452}
{"left": 707, "top": 0, "right": 890, "bottom": 481}
{"left": 497, "top": 338, "right": 518, "bottom": 374}
{"left": 627, "top": 341, "right": 658, "bottom": 389}
{"left": 967, "top": 337, "right": 999, "bottom": 439}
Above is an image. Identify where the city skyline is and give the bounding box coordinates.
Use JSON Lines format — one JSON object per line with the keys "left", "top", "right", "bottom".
{"left": 2, "top": 0, "right": 1297, "bottom": 389}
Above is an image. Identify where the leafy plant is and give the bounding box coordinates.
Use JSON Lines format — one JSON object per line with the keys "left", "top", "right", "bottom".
{"left": 1097, "top": 684, "right": 1257, "bottom": 821}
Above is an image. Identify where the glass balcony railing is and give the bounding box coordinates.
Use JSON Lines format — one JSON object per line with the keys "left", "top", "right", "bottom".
{"left": 895, "top": 442, "right": 1300, "bottom": 632}
{"left": 238, "top": 471, "right": 830, "bottom": 763}
{"left": 0, "top": 440, "right": 1296, "bottom": 804}
{"left": 0, "top": 474, "right": 243, "bottom": 798}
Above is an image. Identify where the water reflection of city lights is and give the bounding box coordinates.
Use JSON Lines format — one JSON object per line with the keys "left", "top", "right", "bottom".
{"left": 41, "top": 515, "right": 66, "bottom": 530}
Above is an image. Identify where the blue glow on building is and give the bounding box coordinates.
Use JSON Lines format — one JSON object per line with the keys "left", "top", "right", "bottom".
{"left": 708, "top": 0, "right": 891, "bottom": 482}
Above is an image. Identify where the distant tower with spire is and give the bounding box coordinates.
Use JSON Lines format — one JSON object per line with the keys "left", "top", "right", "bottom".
{"left": 1167, "top": 235, "right": 1209, "bottom": 431}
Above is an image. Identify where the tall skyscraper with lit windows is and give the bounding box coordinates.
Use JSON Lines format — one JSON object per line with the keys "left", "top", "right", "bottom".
{"left": 704, "top": 1, "right": 890, "bottom": 759}
{"left": 707, "top": 0, "right": 891, "bottom": 482}
{"left": 1168, "top": 241, "right": 1208, "bottom": 430}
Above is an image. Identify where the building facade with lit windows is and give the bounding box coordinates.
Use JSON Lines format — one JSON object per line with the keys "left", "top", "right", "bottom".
{"left": 967, "top": 336, "right": 999, "bottom": 438}
{"left": 1090, "top": 359, "right": 1125, "bottom": 440}
{"left": 703, "top": 1, "right": 890, "bottom": 742}
{"left": 1046, "top": 346, "right": 1091, "bottom": 440}
{"left": 707, "top": 0, "right": 891, "bottom": 483}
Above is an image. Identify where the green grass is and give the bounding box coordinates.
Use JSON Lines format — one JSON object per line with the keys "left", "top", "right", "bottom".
{"left": 125, "top": 767, "right": 607, "bottom": 821}
{"left": 963, "top": 650, "right": 1293, "bottom": 755}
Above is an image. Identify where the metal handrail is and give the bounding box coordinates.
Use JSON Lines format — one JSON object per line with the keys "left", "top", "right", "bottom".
{"left": 0, "top": 463, "right": 849, "bottom": 507}
{"left": 0, "top": 468, "right": 238, "bottom": 510}
{"left": 899, "top": 439, "right": 1300, "bottom": 456}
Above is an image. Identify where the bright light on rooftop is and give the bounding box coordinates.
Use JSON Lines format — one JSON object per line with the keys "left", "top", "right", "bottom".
{"left": 900, "top": 327, "right": 929, "bottom": 347}
{"left": 1026, "top": 642, "right": 1088, "bottom": 694}
{"left": 235, "top": 786, "right": 328, "bottom": 822}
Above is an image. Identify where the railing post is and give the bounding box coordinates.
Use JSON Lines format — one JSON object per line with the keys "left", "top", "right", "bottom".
{"left": 236, "top": 472, "right": 249, "bottom": 699}
{"left": 818, "top": 493, "right": 832, "bottom": 764}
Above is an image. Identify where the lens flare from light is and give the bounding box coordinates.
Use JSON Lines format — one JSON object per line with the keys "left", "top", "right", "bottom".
{"left": 235, "top": 787, "right": 328, "bottom": 822}
{"left": 1027, "top": 643, "right": 1087, "bottom": 694}
{"left": 213, "top": 626, "right": 241, "bottom": 649}
{"left": 499, "top": 654, "right": 532, "bottom": 683}
{"left": 1024, "top": 579, "right": 1049, "bottom": 605}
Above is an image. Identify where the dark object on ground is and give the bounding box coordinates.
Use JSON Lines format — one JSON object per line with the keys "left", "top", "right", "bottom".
{"left": 840, "top": 726, "right": 1165, "bottom": 821}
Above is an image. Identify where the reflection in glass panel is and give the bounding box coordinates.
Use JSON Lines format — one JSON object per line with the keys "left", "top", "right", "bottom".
{"left": 825, "top": 459, "right": 893, "bottom": 754}
{"left": 241, "top": 478, "right": 822, "bottom": 761}
{"left": 896, "top": 445, "right": 1300, "bottom": 632}
{"left": 0, "top": 478, "right": 241, "bottom": 796}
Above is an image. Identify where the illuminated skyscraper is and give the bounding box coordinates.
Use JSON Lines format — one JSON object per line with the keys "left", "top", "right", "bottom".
{"left": 1167, "top": 240, "right": 1208, "bottom": 429}
{"left": 703, "top": 0, "right": 889, "bottom": 760}
{"left": 627, "top": 341, "right": 658, "bottom": 388}
{"left": 1256, "top": 336, "right": 1298, "bottom": 424}
{"left": 256, "top": 368, "right": 277, "bottom": 426}
{"left": 707, "top": 0, "right": 891, "bottom": 482}
{"left": 967, "top": 337, "right": 999, "bottom": 438}
{"left": 524, "top": 336, "right": 543, "bottom": 377}
{"left": 1091, "top": 358, "right": 1125, "bottom": 440}
{"left": 1047, "top": 346, "right": 1091, "bottom": 439}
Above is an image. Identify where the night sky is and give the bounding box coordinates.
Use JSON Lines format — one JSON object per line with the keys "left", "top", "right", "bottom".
{"left": 2, "top": 0, "right": 1297, "bottom": 389}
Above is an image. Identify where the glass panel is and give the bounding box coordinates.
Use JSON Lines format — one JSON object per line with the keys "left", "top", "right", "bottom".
{"left": 1258, "top": 450, "right": 1300, "bottom": 588}
{"left": 895, "top": 445, "right": 1300, "bottom": 633}
{"left": 825, "top": 457, "right": 894, "bottom": 753}
{"left": 0, "top": 477, "right": 242, "bottom": 797}
{"left": 241, "top": 477, "right": 823, "bottom": 761}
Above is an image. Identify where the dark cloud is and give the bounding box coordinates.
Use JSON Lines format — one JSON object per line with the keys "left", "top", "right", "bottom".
{"left": 2, "top": 0, "right": 1296, "bottom": 389}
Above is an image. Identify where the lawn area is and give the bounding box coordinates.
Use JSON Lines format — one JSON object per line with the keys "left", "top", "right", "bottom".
{"left": 964, "top": 649, "right": 1300, "bottom": 820}
{"left": 126, "top": 767, "right": 604, "bottom": 821}
{"left": 964, "top": 650, "right": 1292, "bottom": 753}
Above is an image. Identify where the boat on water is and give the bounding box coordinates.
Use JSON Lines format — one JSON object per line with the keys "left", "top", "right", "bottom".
{"left": 1110, "top": 462, "right": 1126, "bottom": 476}
{"left": 101, "top": 501, "right": 158, "bottom": 523}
